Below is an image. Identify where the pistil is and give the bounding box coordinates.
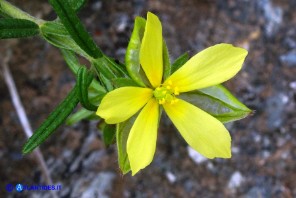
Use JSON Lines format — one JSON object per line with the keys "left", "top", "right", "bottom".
{"left": 153, "top": 81, "right": 179, "bottom": 105}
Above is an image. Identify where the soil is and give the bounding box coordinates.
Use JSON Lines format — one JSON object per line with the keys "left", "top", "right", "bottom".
{"left": 1, "top": 0, "right": 296, "bottom": 197}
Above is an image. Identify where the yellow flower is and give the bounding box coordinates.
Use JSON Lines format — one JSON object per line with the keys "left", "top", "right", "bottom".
{"left": 97, "top": 12, "right": 248, "bottom": 175}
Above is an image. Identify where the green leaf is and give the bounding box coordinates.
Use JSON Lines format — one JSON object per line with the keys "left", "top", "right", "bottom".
{"left": 66, "top": 80, "right": 105, "bottom": 125}
{"left": 0, "top": 1, "right": 43, "bottom": 24}
{"left": 103, "top": 124, "right": 116, "bottom": 146}
{"left": 112, "top": 78, "right": 139, "bottom": 88}
{"left": 102, "top": 55, "right": 129, "bottom": 77}
{"left": 49, "top": 0, "right": 102, "bottom": 58}
{"left": 171, "top": 52, "right": 189, "bottom": 74}
{"left": 40, "top": 21, "right": 87, "bottom": 56}
{"left": 0, "top": 18, "right": 39, "bottom": 39}
{"left": 179, "top": 85, "right": 252, "bottom": 123}
{"left": 66, "top": 108, "right": 96, "bottom": 125}
{"left": 88, "top": 79, "right": 106, "bottom": 100}
{"left": 77, "top": 67, "right": 98, "bottom": 111}
{"left": 162, "top": 40, "right": 171, "bottom": 80}
{"left": 125, "top": 17, "right": 150, "bottom": 87}
{"left": 92, "top": 56, "right": 128, "bottom": 91}
{"left": 60, "top": 49, "right": 110, "bottom": 99}
{"left": 116, "top": 115, "right": 138, "bottom": 174}
{"left": 23, "top": 85, "right": 79, "bottom": 154}
{"left": 60, "top": 49, "right": 82, "bottom": 74}
{"left": 92, "top": 60, "right": 116, "bottom": 91}
{"left": 88, "top": 89, "right": 106, "bottom": 105}
{"left": 68, "top": 0, "right": 86, "bottom": 12}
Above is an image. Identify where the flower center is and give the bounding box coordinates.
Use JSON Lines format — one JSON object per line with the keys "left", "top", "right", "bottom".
{"left": 153, "top": 80, "right": 179, "bottom": 105}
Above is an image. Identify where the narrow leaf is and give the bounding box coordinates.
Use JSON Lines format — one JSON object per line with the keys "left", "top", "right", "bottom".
{"left": 103, "top": 55, "right": 129, "bottom": 77}
{"left": 49, "top": 0, "right": 102, "bottom": 58}
{"left": 125, "top": 17, "right": 150, "bottom": 87}
{"left": 116, "top": 115, "right": 138, "bottom": 174}
{"left": 92, "top": 60, "right": 115, "bottom": 91}
{"left": 40, "top": 21, "right": 87, "bottom": 56}
{"left": 68, "top": 0, "right": 86, "bottom": 12}
{"left": 103, "top": 124, "right": 116, "bottom": 146}
{"left": 112, "top": 78, "right": 139, "bottom": 88}
{"left": 23, "top": 85, "right": 79, "bottom": 154}
{"left": 92, "top": 58, "right": 119, "bottom": 80}
{"left": 179, "top": 85, "right": 252, "bottom": 123}
{"left": 92, "top": 56, "right": 129, "bottom": 91}
{"left": 60, "top": 49, "right": 107, "bottom": 99}
{"left": 67, "top": 80, "right": 105, "bottom": 125}
{"left": 60, "top": 49, "right": 82, "bottom": 74}
{"left": 77, "top": 67, "right": 98, "bottom": 111}
{"left": 171, "top": 52, "right": 189, "bottom": 74}
{"left": 0, "top": 1, "right": 42, "bottom": 24}
{"left": 0, "top": 18, "right": 39, "bottom": 39}
{"left": 162, "top": 40, "right": 171, "bottom": 80}
{"left": 88, "top": 79, "right": 106, "bottom": 99}
{"left": 66, "top": 108, "right": 96, "bottom": 125}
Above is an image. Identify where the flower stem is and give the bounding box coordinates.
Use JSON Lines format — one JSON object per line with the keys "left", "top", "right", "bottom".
{"left": 1, "top": 49, "right": 57, "bottom": 198}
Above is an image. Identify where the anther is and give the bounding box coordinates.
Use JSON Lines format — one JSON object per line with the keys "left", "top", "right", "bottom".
{"left": 159, "top": 98, "right": 166, "bottom": 104}
{"left": 154, "top": 84, "right": 179, "bottom": 105}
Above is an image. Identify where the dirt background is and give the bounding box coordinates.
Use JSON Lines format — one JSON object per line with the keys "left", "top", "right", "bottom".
{"left": 1, "top": 0, "right": 296, "bottom": 197}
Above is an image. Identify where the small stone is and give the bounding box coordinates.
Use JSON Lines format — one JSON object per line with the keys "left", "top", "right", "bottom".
{"left": 266, "top": 94, "right": 287, "bottom": 129}
{"left": 115, "top": 14, "right": 128, "bottom": 33}
{"left": 228, "top": 171, "right": 245, "bottom": 189}
{"left": 244, "top": 186, "right": 271, "bottom": 198}
{"left": 165, "top": 171, "right": 177, "bottom": 183}
{"left": 206, "top": 162, "right": 216, "bottom": 172}
{"left": 281, "top": 151, "right": 289, "bottom": 159}
{"left": 289, "top": 81, "right": 296, "bottom": 90}
{"left": 81, "top": 172, "right": 115, "bottom": 198}
{"left": 280, "top": 50, "right": 296, "bottom": 67}
{"left": 253, "top": 134, "right": 261, "bottom": 143}
{"left": 232, "top": 146, "right": 240, "bottom": 154}
{"left": 187, "top": 146, "right": 207, "bottom": 164}
{"left": 82, "top": 151, "right": 105, "bottom": 168}
{"left": 262, "top": 150, "right": 271, "bottom": 158}
{"left": 92, "top": 2, "right": 102, "bottom": 11}
{"left": 257, "top": 0, "right": 283, "bottom": 37}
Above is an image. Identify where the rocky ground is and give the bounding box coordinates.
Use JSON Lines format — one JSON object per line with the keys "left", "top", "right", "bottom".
{"left": 1, "top": 0, "right": 296, "bottom": 197}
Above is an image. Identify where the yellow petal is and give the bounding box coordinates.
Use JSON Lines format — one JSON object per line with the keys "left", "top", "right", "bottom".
{"left": 127, "top": 98, "right": 159, "bottom": 175}
{"left": 96, "top": 87, "right": 153, "bottom": 124}
{"left": 163, "top": 99, "right": 231, "bottom": 158}
{"left": 166, "top": 44, "right": 248, "bottom": 92}
{"left": 140, "top": 12, "right": 163, "bottom": 88}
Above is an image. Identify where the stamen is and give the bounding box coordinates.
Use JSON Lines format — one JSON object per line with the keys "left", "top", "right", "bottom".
{"left": 159, "top": 98, "right": 165, "bottom": 104}
{"left": 153, "top": 82, "right": 180, "bottom": 105}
